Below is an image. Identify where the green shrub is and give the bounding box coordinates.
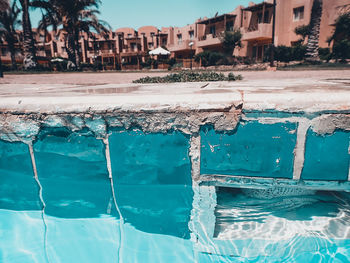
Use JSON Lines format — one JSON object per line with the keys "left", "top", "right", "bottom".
{"left": 332, "top": 39, "right": 350, "bottom": 61}
{"left": 292, "top": 44, "right": 307, "bottom": 61}
{"left": 264, "top": 45, "right": 307, "bottom": 62}
{"left": 167, "top": 58, "right": 177, "bottom": 66}
{"left": 133, "top": 71, "right": 243, "bottom": 83}
{"left": 194, "top": 51, "right": 227, "bottom": 67}
{"left": 318, "top": 47, "right": 332, "bottom": 61}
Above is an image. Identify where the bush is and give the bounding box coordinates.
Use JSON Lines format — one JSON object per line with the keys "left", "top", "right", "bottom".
{"left": 292, "top": 44, "right": 307, "bottom": 61}
{"left": 166, "top": 58, "right": 177, "bottom": 67}
{"left": 80, "top": 62, "right": 94, "bottom": 71}
{"left": 264, "top": 45, "right": 307, "bottom": 62}
{"left": 319, "top": 47, "right": 332, "bottom": 61}
{"left": 332, "top": 39, "right": 350, "bottom": 61}
{"left": 133, "top": 71, "right": 243, "bottom": 83}
{"left": 194, "top": 51, "right": 226, "bottom": 67}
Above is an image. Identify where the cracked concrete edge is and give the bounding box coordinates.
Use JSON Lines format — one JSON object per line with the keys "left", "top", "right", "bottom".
{"left": 0, "top": 109, "right": 242, "bottom": 143}
{"left": 310, "top": 114, "right": 350, "bottom": 135}
{"left": 189, "top": 135, "right": 201, "bottom": 182}
{"left": 293, "top": 119, "right": 311, "bottom": 180}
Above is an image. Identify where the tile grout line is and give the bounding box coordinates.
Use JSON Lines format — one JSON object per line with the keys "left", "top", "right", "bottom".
{"left": 293, "top": 119, "right": 310, "bottom": 180}
{"left": 27, "top": 142, "right": 51, "bottom": 263}
{"left": 102, "top": 136, "right": 124, "bottom": 263}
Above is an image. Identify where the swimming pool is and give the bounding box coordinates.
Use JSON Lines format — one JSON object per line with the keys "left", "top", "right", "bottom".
{"left": 0, "top": 80, "right": 349, "bottom": 262}
{"left": 0, "top": 127, "right": 349, "bottom": 262}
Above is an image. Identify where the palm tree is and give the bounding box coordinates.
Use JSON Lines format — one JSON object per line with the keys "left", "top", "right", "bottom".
{"left": 305, "top": 0, "right": 323, "bottom": 61}
{"left": 0, "top": 0, "right": 9, "bottom": 77}
{"left": 0, "top": 0, "right": 9, "bottom": 11}
{"left": 220, "top": 29, "right": 242, "bottom": 56}
{"left": 18, "top": 0, "right": 38, "bottom": 69}
{"left": 33, "top": 0, "right": 109, "bottom": 69}
{"left": 0, "top": 1, "right": 21, "bottom": 70}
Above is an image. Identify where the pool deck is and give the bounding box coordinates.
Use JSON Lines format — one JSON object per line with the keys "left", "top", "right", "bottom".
{"left": 0, "top": 77, "right": 350, "bottom": 114}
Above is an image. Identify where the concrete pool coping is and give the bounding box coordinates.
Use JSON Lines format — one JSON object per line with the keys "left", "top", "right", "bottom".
{"left": 0, "top": 78, "right": 349, "bottom": 114}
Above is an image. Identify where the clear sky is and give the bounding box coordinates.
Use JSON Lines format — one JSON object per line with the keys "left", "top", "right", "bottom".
{"left": 30, "top": 0, "right": 259, "bottom": 30}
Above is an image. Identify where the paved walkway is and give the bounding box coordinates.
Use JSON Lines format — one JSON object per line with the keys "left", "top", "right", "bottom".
{"left": 1, "top": 70, "right": 350, "bottom": 85}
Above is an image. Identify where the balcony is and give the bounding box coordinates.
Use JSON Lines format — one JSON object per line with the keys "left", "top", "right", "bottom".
{"left": 242, "top": 23, "right": 272, "bottom": 41}
{"left": 87, "top": 49, "right": 115, "bottom": 57}
{"left": 168, "top": 40, "right": 196, "bottom": 52}
{"left": 197, "top": 33, "right": 222, "bottom": 48}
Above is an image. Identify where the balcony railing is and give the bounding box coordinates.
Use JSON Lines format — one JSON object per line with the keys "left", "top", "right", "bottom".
{"left": 242, "top": 23, "right": 272, "bottom": 41}
{"left": 168, "top": 40, "right": 195, "bottom": 52}
{"left": 197, "top": 32, "right": 223, "bottom": 47}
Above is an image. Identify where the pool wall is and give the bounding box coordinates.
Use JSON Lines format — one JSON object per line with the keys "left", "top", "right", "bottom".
{"left": 0, "top": 80, "right": 349, "bottom": 189}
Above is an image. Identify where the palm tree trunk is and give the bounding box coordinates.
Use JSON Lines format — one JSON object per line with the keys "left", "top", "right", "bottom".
{"left": 66, "top": 34, "right": 77, "bottom": 69}
{"left": 0, "top": 0, "right": 9, "bottom": 76}
{"left": 0, "top": 56, "right": 3, "bottom": 77}
{"left": 19, "top": 0, "right": 38, "bottom": 69}
{"left": 8, "top": 39, "right": 17, "bottom": 70}
{"left": 74, "top": 31, "right": 81, "bottom": 69}
{"left": 305, "top": 0, "right": 323, "bottom": 61}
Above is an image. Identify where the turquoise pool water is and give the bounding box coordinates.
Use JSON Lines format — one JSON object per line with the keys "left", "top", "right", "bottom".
{"left": 0, "top": 128, "right": 350, "bottom": 262}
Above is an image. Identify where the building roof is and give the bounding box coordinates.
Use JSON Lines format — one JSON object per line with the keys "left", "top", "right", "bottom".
{"left": 197, "top": 14, "right": 236, "bottom": 25}
{"left": 242, "top": 2, "right": 274, "bottom": 12}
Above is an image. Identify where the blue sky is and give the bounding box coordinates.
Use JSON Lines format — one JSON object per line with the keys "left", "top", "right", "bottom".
{"left": 30, "top": 0, "right": 258, "bottom": 30}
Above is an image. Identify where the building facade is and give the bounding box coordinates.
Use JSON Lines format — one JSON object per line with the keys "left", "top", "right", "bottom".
{"left": 1, "top": 0, "right": 350, "bottom": 69}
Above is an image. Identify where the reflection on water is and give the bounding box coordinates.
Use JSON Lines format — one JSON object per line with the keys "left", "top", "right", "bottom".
{"left": 212, "top": 187, "right": 350, "bottom": 262}
{"left": 1, "top": 182, "right": 350, "bottom": 262}
{"left": 1, "top": 132, "right": 350, "bottom": 262}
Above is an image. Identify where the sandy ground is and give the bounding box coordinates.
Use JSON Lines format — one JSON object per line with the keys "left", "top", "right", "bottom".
{"left": 1, "top": 70, "right": 350, "bottom": 85}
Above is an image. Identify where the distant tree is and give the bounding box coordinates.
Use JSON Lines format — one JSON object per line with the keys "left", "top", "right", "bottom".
{"left": 220, "top": 29, "right": 242, "bottom": 56}
{"left": 32, "top": 0, "right": 110, "bottom": 69}
{"left": 0, "top": 1, "right": 21, "bottom": 69}
{"left": 328, "top": 12, "right": 350, "bottom": 61}
{"left": 305, "top": 0, "right": 323, "bottom": 61}
{"left": 0, "top": 0, "right": 9, "bottom": 11}
{"left": 18, "top": 0, "right": 38, "bottom": 69}
{"left": 294, "top": 24, "right": 310, "bottom": 44}
{"left": 0, "top": 0, "right": 8, "bottom": 77}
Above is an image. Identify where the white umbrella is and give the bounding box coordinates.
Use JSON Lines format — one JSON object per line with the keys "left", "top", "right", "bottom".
{"left": 149, "top": 47, "right": 171, "bottom": 56}
{"left": 51, "top": 58, "right": 64, "bottom": 62}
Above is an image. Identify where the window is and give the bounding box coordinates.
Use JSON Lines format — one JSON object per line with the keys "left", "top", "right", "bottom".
{"left": 130, "top": 42, "right": 137, "bottom": 51}
{"left": 226, "top": 21, "right": 234, "bottom": 31}
{"left": 210, "top": 25, "right": 216, "bottom": 36}
{"left": 177, "top": 34, "right": 182, "bottom": 44}
{"left": 293, "top": 7, "right": 304, "bottom": 21}
{"left": 148, "top": 43, "right": 154, "bottom": 49}
{"left": 127, "top": 33, "right": 132, "bottom": 38}
{"left": 1, "top": 48, "right": 7, "bottom": 55}
{"left": 257, "top": 12, "right": 263, "bottom": 23}
{"left": 189, "top": 30, "right": 194, "bottom": 40}
{"left": 264, "top": 11, "right": 270, "bottom": 23}
{"left": 162, "top": 38, "right": 167, "bottom": 46}
{"left": 252, "top": 46, "right": 257, "bottom": 60}
{"left": 150, "top": 32, "right": 155, "bottom": 37}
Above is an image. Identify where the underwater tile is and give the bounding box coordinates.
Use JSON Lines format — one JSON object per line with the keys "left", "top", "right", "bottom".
{"left": 201, "top": 121, "right": 297, "bottom": 179}
{"left": 33, "top": 129, "right": 113, "bottom": 218}
{"left": 109, "top": 130, "right": 193, "bottom": 238}
{"left": 0, "top": 140, "right": 40, "bottom": 210}
{"left": 109, "top": 130, "right": 191, "bottom": 185}
{"left": 301, "top": 129, "right": 349, "bottom": 181}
